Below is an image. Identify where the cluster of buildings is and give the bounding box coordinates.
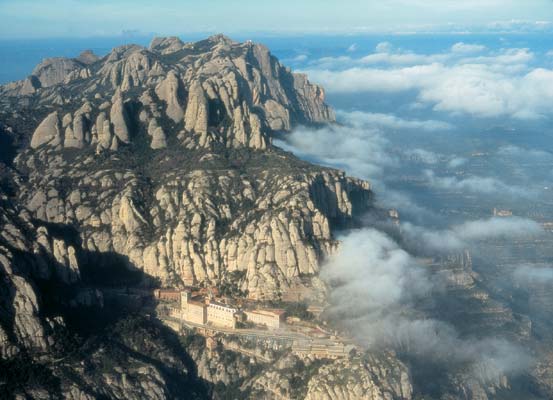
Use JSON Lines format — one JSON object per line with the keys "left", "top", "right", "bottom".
{"left": 292, "top": 339, "right": 356, "bottom": 360}
{"left": 154, "top": 288, "right": 285, "bottom": 330}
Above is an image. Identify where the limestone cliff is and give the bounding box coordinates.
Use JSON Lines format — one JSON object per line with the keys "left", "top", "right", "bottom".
{"left": 2, "top": 35, "right": 359, "bottom": 301}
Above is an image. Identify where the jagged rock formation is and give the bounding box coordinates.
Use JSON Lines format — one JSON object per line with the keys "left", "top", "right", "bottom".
{"left": 3, "top": 34, "right": 334, "bottom": 154}
{"left": 0, "top": 170, "right": 210, "bottom": 398}
{"left": 184, "top": 334, "right": 413, "bottom": 399}
{"left": 16, "top": 142, "right": 369, "bottom": 299}
{"left": 1, "top": 35, "right": 355, "bottom": 301}
{"left": 30, "top": 111, "right": 61, "bottom": 149}
{"left": 0, "top": 191, "right": 60, "bottom": 357}
{"left": 31, "top": 57, "right": 90, "bottom": 88}
{"left": 3, "top": 34, "right": 549, "bottom": 400}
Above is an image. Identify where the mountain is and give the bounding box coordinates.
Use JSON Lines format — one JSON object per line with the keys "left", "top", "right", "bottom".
{"left": 1, "top": 35, "right": 551, "bottom": 400}
{"left": 0, "top": 34, "right": 367, "bottom": 302}
{"left": 0, "top": 35, "right": 405, "bottom": 399}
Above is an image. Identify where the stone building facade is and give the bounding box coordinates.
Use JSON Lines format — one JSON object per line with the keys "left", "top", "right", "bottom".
{"left": 207, "top": 301, "right": 238, "bottom": 328}
{"left": 244, "top": 309, "right": 284, "bottom": 329}
{"left": 154, "top": 288, "right": 181, "bottom": 302}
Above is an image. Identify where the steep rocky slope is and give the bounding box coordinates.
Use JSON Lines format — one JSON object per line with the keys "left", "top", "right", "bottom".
{"left": 0, "top": 35, "right": 415, "bottom": 400}
{"left": 1, "top": 35, "right": 368, "bottom": 301}
{"left": 0, "top": 177, "right": 208, "bottom": 398}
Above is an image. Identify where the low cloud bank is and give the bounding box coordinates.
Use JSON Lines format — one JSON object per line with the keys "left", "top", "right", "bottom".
{"left": 274, "top": 122, "right": 394, "bottom": 180}
{"left": 275, "top": 110, "right": 452, "bottom": 182}
{"left": 422, "top": 169, "right": 536, "bottom": 197}
{"left": 302, "top": 43, "right": 553, "bottom": 119}
{"left": 402, "top": 217, "right": 543, "bottom": 253}
{"left": 339, "top": 110, "right": 453, "bottom": 131}
{"left": 322, "top": 228, "right": 531, "bottom": 380}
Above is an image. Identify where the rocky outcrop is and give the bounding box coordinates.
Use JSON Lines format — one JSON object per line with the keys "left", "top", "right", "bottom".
{"left": 303, "top": 355, "right": 412, "bottom": 400}
{"left": 4, "top": 35, "right": 355, "bottom": 300}
{"left": 76, "top": 49, "right": 100, "bottom": 65}
{"left": 184, "top": 80, "right": 208, "bottom": 135}
{"left": 30, "top": 111, "right": 61, "bottom": 148}
{"left": 63, "top": 112, "right": 86, "bottom": 149}
{"left": 17, "top": 145, "right": 370, "bottom": 299}
{"left": 110, "top": 92, "right": 130, "bottom": 143}
{"left": 148, "top": 119, "right": 168, "bottom": 149}
{"left": 0, "top": 177, "right": 207, "bottom": 398}
{"left": 149, "top": 36, "right": 186, "bottom": 54}
{"left": 155, "top": 71, "right": 184, "bottom": 123}
{"left": 184, "top": 333, "right": 413, "bottom": 400}
{"left": 0, "top": 193, "right": 54, "bottom": 357}
{"left": 3, "top": 35, "right": 334, "bottom": 153}
{"left": 97, "top": 45, "right": 165, "bottom": 91}
{"left": 31, "top": 57, "right": 87, "bottom": 88}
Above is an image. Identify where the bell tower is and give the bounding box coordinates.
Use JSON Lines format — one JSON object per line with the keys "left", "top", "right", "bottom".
{"left": 180, "top": 290, "right": 190, "bottom": 314}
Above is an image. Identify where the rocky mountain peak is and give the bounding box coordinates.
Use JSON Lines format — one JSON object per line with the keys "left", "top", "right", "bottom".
{"left": 0, "top": 35, "right": 356, "bottom": 301}
{"left": 76, "top": 49, "right": 100, "bottom": 65}
{"left": 149, "top": 36, "right": 186, "bottom": 54}
{"left": 31, "top": 57, "right": 87, "bottom": 88}
{"left": 206, "top": 33, "right": 236, "bottom": 46}
{"left": 2, "top": 36, "right": 334, "bottom": 154}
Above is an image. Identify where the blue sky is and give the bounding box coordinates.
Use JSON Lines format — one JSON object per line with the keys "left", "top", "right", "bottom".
{"left": 1, "top": 0, "right": 553, "bottom": 38}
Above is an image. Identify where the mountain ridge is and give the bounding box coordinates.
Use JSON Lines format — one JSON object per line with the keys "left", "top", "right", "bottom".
{"left": 0, "top": 34, "right": 370, "bottom": 301}
{"left": 0, "top": 35, "right": 411, "bottom": 400}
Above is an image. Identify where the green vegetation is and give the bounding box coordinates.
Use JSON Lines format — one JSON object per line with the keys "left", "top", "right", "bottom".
{"left": 283, "top": 302, "right": 315, "bottom": 321}
{"left": 217, "top": 270, "right": 248, "bottom": 298}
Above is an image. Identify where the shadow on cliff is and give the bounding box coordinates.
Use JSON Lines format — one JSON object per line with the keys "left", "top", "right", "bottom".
{"left": 38, "top": 220, "right": 214, "bottom": 397}
{"left": 0, "top": 126, "right": 17, "bottom": 167}
{"left": 0, "top": 217, "right": 213, "bottom": 399}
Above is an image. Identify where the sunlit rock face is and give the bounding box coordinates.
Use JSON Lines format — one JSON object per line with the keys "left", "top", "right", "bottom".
{"left": 2, "top": 35, "right": 364, "bottom": 301}
{"left": 8, "top": 34, "right": 334, "bottom": 154}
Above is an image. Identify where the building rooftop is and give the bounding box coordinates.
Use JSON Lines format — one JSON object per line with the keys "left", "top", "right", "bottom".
{"left": 208, "top": 300, "right": 237, "bottom": 310}
{"left": 157, "top": 288, "right": 181, "bottom": 293}
{"left": 188, "top": 300, "right": 206, "bottom": 307}
{"left": 247, "top": 309, "right": 285, "bottom": 317}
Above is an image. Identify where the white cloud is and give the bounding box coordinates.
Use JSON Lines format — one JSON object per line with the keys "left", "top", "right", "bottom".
{"left": 303, "top": 45, "right": 553, "bottom": 119}
{"left": 274, "top": 122, "right": 394, "bottom": 180}
{"left": 402, "top": 217, "right": 544, "bottom": 253}
{"left": 360, "top": 51, "right": 448, "bottom": 65}
{"left": 347, "top": 43, "right": 357, "bottom": 52}
{"left": 304, "top": 64, "right": 439, "bottom": 93}
{"left": 292, "top": 54, "right": 308, "bottom": 62}
{"left": 422, "top": 169, "right": 537, "bottom": 196}
{"left": 309, "top": 55, "right": 354, "bottom": 69}
{"left": 275, "top": 110, "right": 452, "bottom": 183}
{"left": 448, "top": 157, "right": 467, "bottom": 168}
{"left": 322, "top": 227, "right": 532, "bottom": 379}
{"left": 322, "top": 229, "right": 429, "bottom": 315}
{"left": 375, "top": 41, "right": 393, "bottom": 53}
{"left": 337, "top": 110, "right": 453, "bottom": 131}
{"left": 306, "top": 62, "right": 553, "bottom": 119}
{"left": 451, "top": 42, "right": 487, "bottom": 54}
{"left": 459, "top": 48, "right": 534, "bottom": 65}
